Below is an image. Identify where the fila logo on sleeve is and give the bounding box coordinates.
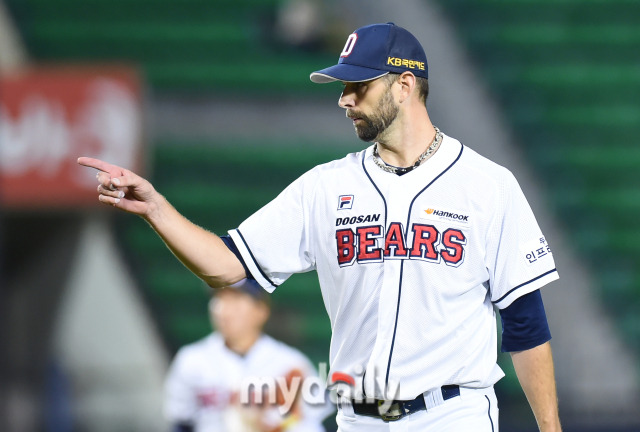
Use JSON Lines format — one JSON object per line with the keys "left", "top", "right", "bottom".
{"left": 335, "top": 222, "right": 466, "bottom": 268}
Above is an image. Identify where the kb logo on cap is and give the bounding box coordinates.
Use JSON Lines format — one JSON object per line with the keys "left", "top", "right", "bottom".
{"left": 310, "top": 23, "right": 429, "bottom": 84}
{"left": 340, "top": 33, "right": 358, "bottom": 57}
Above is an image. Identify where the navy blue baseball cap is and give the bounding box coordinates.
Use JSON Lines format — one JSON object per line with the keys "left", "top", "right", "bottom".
{"left": 222, "top": 278, "right": 270, "bottom": 303}
{"left": 310, "top": 23, "right": 428, "bottom": 84}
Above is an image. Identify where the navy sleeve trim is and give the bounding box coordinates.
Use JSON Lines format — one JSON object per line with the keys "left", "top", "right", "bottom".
{"left": 500, "top": 289, "right": 551, "bottom": 352}
{"left": 492, "top": 268, "right": 557, "bottom": 305}
{"left": 235, "top": 229, "right": 279, "bottom": 288}
{"left": 219, "top": 235, "right": 255, "bottom": 281}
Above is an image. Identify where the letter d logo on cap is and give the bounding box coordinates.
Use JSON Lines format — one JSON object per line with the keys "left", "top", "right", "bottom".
{"left": 340, "top": 33, "right": 358, "bottom": 57}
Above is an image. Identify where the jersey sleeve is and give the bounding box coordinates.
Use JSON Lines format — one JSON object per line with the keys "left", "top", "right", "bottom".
{"left": 487, "top": 172, "right": 559, "bottom": 309}
{"left": 228, "top": 169, "right": 318, "bottom": 292}
{"left": 164, "top": 349, "right": 198, "bottom": 424}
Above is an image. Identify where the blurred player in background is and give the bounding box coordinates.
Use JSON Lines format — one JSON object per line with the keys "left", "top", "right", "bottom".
{"left": 165, "top": 279, "right": 332, "bottom": 432}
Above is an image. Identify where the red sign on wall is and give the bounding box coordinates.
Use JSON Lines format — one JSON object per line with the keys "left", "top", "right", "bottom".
{"left": 0, "top": 65, "right": 144, "bottom": 209}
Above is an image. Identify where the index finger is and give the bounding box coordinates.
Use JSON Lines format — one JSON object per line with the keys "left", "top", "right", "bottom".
{"left": 77, "top": 157, "right": 124, "bottom": 176}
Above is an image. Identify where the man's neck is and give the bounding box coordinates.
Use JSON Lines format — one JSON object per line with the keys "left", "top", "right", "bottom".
{"left": 376, "top": 114, "right": 437, "bottom": 168}
{"left": 225, "top": 332, "right": 262, "bottom": 356}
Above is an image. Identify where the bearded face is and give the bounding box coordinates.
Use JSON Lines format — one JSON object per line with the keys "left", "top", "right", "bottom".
{"left": 348, "top": 88, "right": 399, "bottom": 142}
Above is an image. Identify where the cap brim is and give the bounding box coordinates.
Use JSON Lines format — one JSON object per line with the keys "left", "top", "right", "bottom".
{"left": 310, "top": 64, "right": 389, "bottom": 84}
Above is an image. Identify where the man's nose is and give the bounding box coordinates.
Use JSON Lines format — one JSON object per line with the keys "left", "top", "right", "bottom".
{"left": 338, "top": 86, "right": 355, "bottom": 109}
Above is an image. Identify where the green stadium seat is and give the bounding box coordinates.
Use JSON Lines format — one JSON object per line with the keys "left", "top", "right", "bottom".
{"left": 5, "top": 0, "right": 337, "bottom": 92}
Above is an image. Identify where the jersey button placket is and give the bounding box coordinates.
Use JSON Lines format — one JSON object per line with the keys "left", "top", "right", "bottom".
{"left": 369, "top": 178, "right": 409, "bottom": 398}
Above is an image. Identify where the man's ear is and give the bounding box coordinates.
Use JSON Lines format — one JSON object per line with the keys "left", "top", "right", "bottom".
{"left": 397, "top": 72, "right": 416, "bottom": 103}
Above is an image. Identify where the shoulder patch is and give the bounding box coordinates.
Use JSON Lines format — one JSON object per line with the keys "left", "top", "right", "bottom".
{"left": 520, "top": 237, "right": 553, "bottom": 266}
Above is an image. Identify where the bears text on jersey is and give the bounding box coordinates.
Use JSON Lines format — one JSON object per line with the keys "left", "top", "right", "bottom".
{"left": 335, "top": 222, "right": 466, "bottom": 267}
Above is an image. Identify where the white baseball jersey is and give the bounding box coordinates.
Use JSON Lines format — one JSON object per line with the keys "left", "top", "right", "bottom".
{"left": 229, "top": 133, "right": 558, "bottom": 400}
{"left": 164, "top": 333, "right": 330, "bottom": 432}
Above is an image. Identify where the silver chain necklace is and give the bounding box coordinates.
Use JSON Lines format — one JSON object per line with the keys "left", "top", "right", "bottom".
{"left": 372, "top": 127, "right": 442, "bottom": 175}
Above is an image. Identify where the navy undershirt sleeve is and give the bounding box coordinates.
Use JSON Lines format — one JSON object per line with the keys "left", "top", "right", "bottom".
{"left": 220, "top": 235, "right": 256, "bottom": 281}
{"left": 500, "top": 289, "right": 551, "bottom": 352}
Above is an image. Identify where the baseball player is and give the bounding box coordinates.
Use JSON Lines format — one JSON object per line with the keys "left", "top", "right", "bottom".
{"left": 165, "top": 279, "right": 331, "bottom": 432}
{"left": 79, "top": 22, "right": 562, "bottom": 431}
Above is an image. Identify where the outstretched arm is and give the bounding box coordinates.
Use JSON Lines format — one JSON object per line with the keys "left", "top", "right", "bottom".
{"left": 77, "top": 157, "right": 246, "bottom": 287}
{"left": 511, "top": 341, "right": 562, "bottom": 432}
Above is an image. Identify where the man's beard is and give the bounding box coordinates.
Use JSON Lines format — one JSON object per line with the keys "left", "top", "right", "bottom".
{"left": 349, "top": 91, "right": 399, "bottom": 142}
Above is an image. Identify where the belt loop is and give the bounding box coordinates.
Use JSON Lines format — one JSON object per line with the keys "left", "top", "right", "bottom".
{"left": 423, "top": 387, "right": 445, "bottom": 410}
{"left": 339, "top": 396, "right": 356, "bottom": 418}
